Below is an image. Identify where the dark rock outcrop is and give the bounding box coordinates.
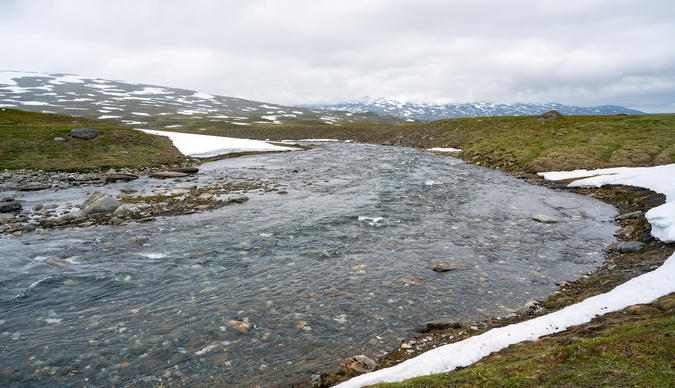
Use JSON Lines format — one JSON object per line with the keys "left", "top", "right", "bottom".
{"left": 68, "top": 128, "right": 100, "bottom": 140}
{"left": 538, "top": 110, "right": 563, "bottom": 120}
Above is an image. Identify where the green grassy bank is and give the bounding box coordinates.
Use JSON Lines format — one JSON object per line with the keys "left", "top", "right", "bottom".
{"left": 0, "top": 108, "right": 185, "bottom": 171}
{"left": 199, "top": 113, "right": 675, "bottom": 172}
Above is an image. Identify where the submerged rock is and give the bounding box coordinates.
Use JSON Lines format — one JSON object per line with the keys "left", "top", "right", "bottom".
{"left": 227, "top": 320, "right": 252, "bottom": 334}
{"left": 127, "top": 236, "right": 149, "bottom": 245}
{"left": 81, "top": 192, "right": 121, "bottom": 215}
{"left": 532, "top": 214, "right": 558, "bottom": 224}
{"left": 338, "top": 355, "right": 376, "bottom": 375}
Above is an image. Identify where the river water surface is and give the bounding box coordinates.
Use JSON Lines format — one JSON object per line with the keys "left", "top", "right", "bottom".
{"left": 0, "top": 143, "right": 616, "bottom": 387}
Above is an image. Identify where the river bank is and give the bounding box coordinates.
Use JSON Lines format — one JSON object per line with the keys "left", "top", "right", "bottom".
{"left": 315, "top": 178, "right": 673, "bottom": 387}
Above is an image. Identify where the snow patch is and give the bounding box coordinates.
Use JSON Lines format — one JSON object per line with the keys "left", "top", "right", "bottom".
{"left": 428, "top": 147, "right": 462, "bottom": 153}
{"left": 539, "top": 164, "right": 675, "bottom": 242}
{"left": 138, "top": 129, "right": 297, "bottom": 157}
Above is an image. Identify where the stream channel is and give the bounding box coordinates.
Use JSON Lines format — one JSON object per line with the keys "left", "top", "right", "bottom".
{"left": 0, "top": 142, "right": 617, "bottom": 387}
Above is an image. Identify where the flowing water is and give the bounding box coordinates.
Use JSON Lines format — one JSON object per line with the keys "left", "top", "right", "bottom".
{"left": 0, "top": 143, "right": 617, "bottom": 387}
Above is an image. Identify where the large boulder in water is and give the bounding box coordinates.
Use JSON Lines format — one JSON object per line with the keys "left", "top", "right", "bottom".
{"left": 68, "top": 128, "right": 100, "bottom": 140}
{"left": 81, "top": 192, "right": 121, "bottom": 215}
{"left": 0, "top": 198, "right": 22, "bottom": 213}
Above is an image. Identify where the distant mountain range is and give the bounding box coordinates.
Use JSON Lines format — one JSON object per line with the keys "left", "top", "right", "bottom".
{"left": 0, "top": 71, "right": 409, "bottom": 129}
{"left": 301, "top": 97, "right": 644, "bottom": 121}
{"left": 0, "top": 72, "right": 644, "bottom": 129}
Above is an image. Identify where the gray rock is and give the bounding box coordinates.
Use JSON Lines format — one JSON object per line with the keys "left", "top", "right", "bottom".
{"left": 228, "top": 195, "right": 249, "bottom": 204}
{"left": 54, "top": 136, "right": 66, "bottom": 142}
{"left": 620, "top": 241, "right": 646, "bottom": 253}
{"left": 110, "top": 217, "right": 125, "bottom": 225}
{"left": 20, "top": 223, "right": 36, "bottom": 232}
{"left": 58, "top": 210, "right": 85, "bottom": 222}
{"left": 522, "top": 300, "right": 542, "bottom": 315}
{"left": 113, "top": 204, "right": 136, "bottom": 217}
{"left": 432, "top": 262, "right": 458, "bottom": 272}
{"left": 0, "top": 199, "right": 21, "bottom": 213}
{"left": 174, "top": 182, "right": 197, "bottom": 190}
{"left": 615, "top": 211, "right": 643, "bottom": 221}
{"left": 68, "top": 128, "right": 100, "bottom": 140}
{"left": 426, "top": 318, "right": 462, "bottom": 330}
{"left": 338, "top": 355, "right": 376, "bottom": 375}
{"left": 120, "top": 188, "right": 138, "bottom": 194}
{"left": 151, "top": 171, "right": 189, "bottom": 179}
{"left": 532, "top": 214, "right": 558, "bottom": 224}
{"left": 198, "top": 193, "right": 213, "bottom": 200}
{"left": 0, "top": 213, "right": 14, "bottom": 223}
{"left": 81, "top": 192, "right": 121, "bottom": 215}
{"left": 171, "top": 189, "right": 190, "bottom": 196}
{"left": 104, "top": 174, "right": 138, "bottom": 183}
{"left": 168, "top": 167, "right": 199, "bottom": 174}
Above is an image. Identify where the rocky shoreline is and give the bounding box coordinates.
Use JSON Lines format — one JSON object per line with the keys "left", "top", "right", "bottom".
{"left": 0, "top": 166, "right": 287, "bottom": 236}
{"left": 312, "top": 173, "right": 674, "bottom": 387}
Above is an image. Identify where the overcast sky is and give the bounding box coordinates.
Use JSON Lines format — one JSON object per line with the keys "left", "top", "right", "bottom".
{"left": 1, "top": 0, "right": 674, "bottom": 112}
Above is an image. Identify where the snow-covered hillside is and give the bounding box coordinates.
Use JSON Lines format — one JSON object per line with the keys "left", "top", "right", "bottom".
{"left": 303, "top": 97, "right": 643, "bottom": 121}
{"left": 0, "top": 71, "right": 408, "bottom": 128}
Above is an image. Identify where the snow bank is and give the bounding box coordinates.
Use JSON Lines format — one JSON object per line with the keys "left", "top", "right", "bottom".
{"left": 538, "top": 164, "right": 675, "bottom": 242}
{"left": 337, "top": 252, "right": 675, "bottom": 387}
{"left": 428, "top": 147, "right": 462, "bottom": 153}
{"left": 138, "top": 129, "right": 297, "bottom": 158}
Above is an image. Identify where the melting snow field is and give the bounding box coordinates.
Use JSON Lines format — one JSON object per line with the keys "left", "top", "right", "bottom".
{"left": 539, "top": 164, "right": 675, "bottom": 242}
{"left": 338, "top": 163, "right": 675, "bottom": 388}
{"left": 138, "top": 129, "right": 297, "bottom": 157}
{"left": 427, "top": 147, "right": 462, "bottom": 153}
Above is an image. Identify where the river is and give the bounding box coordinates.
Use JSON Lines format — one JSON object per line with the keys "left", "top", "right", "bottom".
{"left": 0, "top": 142, "right": 616, "bottom": 387}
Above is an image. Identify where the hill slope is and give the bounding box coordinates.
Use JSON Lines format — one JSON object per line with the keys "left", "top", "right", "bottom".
{"left": 0, "top": 71, "right": 411, "bottom": 130}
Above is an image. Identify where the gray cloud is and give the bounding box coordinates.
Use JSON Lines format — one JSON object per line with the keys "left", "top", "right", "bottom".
{"left": 1, "top": 0, "right": 674, "bottom": 111}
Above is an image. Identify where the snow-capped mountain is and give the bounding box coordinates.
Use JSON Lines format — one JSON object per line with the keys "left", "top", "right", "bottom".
{"left": 302, "top": 97, "right": 643, "bottom": 121}
{"left": 0, "top": 71, "right": 408, "bottom": 129}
